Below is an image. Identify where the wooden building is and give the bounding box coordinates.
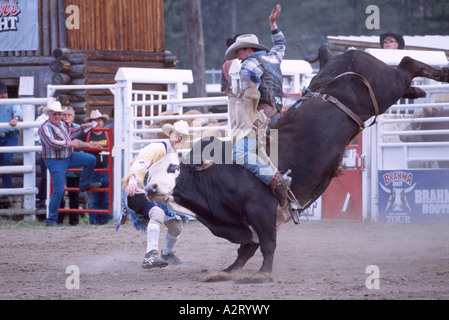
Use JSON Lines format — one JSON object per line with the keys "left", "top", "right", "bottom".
{"left": 0, "top": 0, "right": 177, "bottom": 121}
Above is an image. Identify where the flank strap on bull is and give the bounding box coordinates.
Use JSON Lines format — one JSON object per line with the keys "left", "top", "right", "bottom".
{"left": 297, "top": 72, "right": 380, "bottom": 129}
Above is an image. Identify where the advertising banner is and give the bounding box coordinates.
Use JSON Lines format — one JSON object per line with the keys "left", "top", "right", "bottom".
{"left": 0, "top": 0, "right": 39, "bottom": 51}
{"left": 378, "top": 169, "right": 449, "bottom": 223}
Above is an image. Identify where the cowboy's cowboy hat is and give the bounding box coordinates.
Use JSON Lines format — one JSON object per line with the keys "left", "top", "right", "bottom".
{"left": 380, "top": 32, "right": 405, "bottom": 49}
{"left": 225, "top": 34, "right": 270, "bottom": 60}
{"left": 162, "top": 120, "right": 190, "bottom": 138}
{"left": 43, "top": 100, "right": 64, "bottom": 114}
{"left": 86, "top": 109, "right": 110, "bottom": 122}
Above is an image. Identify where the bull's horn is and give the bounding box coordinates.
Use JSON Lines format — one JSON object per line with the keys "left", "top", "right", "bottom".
{"left": 195, "top": 160, "right": 215, "bottom": 171}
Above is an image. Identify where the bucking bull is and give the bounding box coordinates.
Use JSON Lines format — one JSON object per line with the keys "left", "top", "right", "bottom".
{"left": 145, "top": 46, "right": 449, "bottom": 281}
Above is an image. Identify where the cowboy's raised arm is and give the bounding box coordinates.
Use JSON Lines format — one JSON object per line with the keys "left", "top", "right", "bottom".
{"left": 268, "top": 4, "right": 286, "bottom": 63}
{"left": 269, "top": 4, "right": 281, "bottom": 31}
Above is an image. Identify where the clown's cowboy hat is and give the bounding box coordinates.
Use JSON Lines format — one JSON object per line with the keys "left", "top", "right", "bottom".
{"left": 225, "top": 34, "right": 270, "bottom": 60}
{"left": 86, "top": 109, "right": 109, "bottom": 122}
{"left": 162, "top": 120, "right": 189, "bottom": 138}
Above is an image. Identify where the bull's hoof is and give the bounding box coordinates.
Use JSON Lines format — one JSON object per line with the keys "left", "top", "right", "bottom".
{"left": 203, "top": 271, "right": 234, "bottom": 282}
{"left": 234, "top": 272, "right": 273, "bottom": 284}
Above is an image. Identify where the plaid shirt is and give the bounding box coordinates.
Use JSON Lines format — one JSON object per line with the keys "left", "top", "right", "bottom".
{"left": 239, "top": 28, "right": 286, "bottom": 90}
{"left": 38, "top": 120, "right": 85, "bottom": 159}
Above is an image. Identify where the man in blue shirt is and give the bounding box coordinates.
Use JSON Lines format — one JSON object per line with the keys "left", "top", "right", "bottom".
{"left": 0, "top": 82, "right": 22, "bottom": 190}
{"left": 224, "top": 4, "right": 290, "bottom": 206}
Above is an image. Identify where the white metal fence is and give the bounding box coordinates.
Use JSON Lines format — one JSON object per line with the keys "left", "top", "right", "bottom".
{"left": 363, "top": 81, "right": 449, "bottom": 221}
{"left": 0, "top": 85, "right": 114, "bottom": 218}
{"left": 0, "top": 97, "right": 47, "bottom": 216}
{"left": 376, "top": 83, "right": 449, "bottom": 170}
{"left": 112, "top": 68, "right": 230, "bottom": 218}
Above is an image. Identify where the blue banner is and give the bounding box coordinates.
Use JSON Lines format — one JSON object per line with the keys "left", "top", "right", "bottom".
{"left": 0, "top": 0, "right": 39, "bottom": 51}
{"left": 378, "top": 169, "right": 449, "bottom": 223}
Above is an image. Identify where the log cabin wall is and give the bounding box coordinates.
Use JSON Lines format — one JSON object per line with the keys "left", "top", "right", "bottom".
{"left": 59, "top": 0, "right": 176, "bottom": 122}
{"left": 0, "top": 0, "right": 177, "bottom": 190}
{"left": 0, "top": 0, "right": 177, "bottom": 123}
{"left": 65, "top": 0, "right": 164, "bottom": 52}
{"left": 0, "top": 0, "right": 67, "bottom": 98}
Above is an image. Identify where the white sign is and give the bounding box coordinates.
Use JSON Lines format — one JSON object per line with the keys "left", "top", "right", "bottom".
{"left": 0, "top": 0, "right": 39, "bottom": 51}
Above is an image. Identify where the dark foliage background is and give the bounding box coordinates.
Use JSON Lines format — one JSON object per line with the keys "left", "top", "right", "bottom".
{"left": 164, "top": 0, "right": 449, "bottom": 70}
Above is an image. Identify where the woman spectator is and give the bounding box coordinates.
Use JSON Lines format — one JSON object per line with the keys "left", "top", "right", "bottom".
{"left": 78, "top": 110, "right": 111, "bottom": 225}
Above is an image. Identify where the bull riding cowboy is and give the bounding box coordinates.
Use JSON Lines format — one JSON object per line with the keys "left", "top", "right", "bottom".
{"left": 225, "top": 4, "right": 291, "bottom": 206}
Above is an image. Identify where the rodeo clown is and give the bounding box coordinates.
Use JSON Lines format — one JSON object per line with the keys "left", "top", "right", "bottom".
{"left": 119, "top": 121, "right": 190, "bottom": 269}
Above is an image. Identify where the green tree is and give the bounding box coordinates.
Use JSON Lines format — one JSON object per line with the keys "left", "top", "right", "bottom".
{"left": 165, "top": 0, "right": 449, "bottom": 71}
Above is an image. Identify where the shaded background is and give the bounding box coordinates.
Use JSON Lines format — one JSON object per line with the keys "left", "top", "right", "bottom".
{"left": 164, "top": 0, "right": 449, "bottom": 70}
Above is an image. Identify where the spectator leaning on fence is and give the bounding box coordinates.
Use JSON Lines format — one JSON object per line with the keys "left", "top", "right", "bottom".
{"left": 0, "top": 81, "right": 22, "bottom": 191}
{"left": 38, "top": 99, "right": 101, "bottom": 227}
{"left": 34, "top": 105, "right": 50, "bottom": 209}
{"left": 58, "top": 106, "right": 82, "bottom": 226}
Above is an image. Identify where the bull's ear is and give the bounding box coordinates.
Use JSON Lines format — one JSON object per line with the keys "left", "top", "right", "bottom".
{"left": 318, "top": 44, "right": 334, "bottom": 68}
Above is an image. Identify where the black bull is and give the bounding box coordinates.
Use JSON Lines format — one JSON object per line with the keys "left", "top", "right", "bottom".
{"left": 146, "top": 46, "right": 449, "bottom": 277}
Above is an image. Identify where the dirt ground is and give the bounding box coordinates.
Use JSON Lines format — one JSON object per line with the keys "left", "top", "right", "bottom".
{"left": 0, "top": 218, "right": 448, "bottom": 300}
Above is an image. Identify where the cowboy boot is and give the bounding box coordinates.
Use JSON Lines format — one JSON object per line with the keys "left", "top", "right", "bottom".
{"left": 269, "top": 172, "right": 288, "bottom": 206}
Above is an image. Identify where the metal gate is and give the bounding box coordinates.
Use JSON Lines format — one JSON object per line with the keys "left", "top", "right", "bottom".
{"left": 0, "top": 97, "right": 46, "bottom": 217}
{"left": 112, "top": 68, "right": 230, "bottom": 217}
{"left": 365, "top": 81, "right": 449, "bottom": 222}
{"left": 49, "top": 127, "right": 114, "bottom": 216}
{"left": 321, "top": 134, "right": 365, "bottom": 221}
{"left": 320, "top": 80, "right": 449, "bottom": 222}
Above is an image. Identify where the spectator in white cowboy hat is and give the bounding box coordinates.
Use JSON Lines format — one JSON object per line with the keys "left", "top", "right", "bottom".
{"left": 121, "top": 120, "right": 190, "bottom": 269}
{"left": 79, "top": 109, "right": 112, "bottom": 225}
{"left": 38, "top": 99, "right": 101, "bottom": 226}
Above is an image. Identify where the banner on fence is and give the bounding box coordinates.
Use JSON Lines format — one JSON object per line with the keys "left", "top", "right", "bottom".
{"left": 378, "top": 169, "right": 449, "bottom": 223}
{"left": 0, "top": 0, "right": 39, "bottom": 51}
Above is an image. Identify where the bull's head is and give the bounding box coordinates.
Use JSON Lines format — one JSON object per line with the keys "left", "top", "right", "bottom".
{"left": 146, "top": 153, "right": 181, "bottom": 201}
{"left": 380, "top": 182, "right": 416, "bottom": 212}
